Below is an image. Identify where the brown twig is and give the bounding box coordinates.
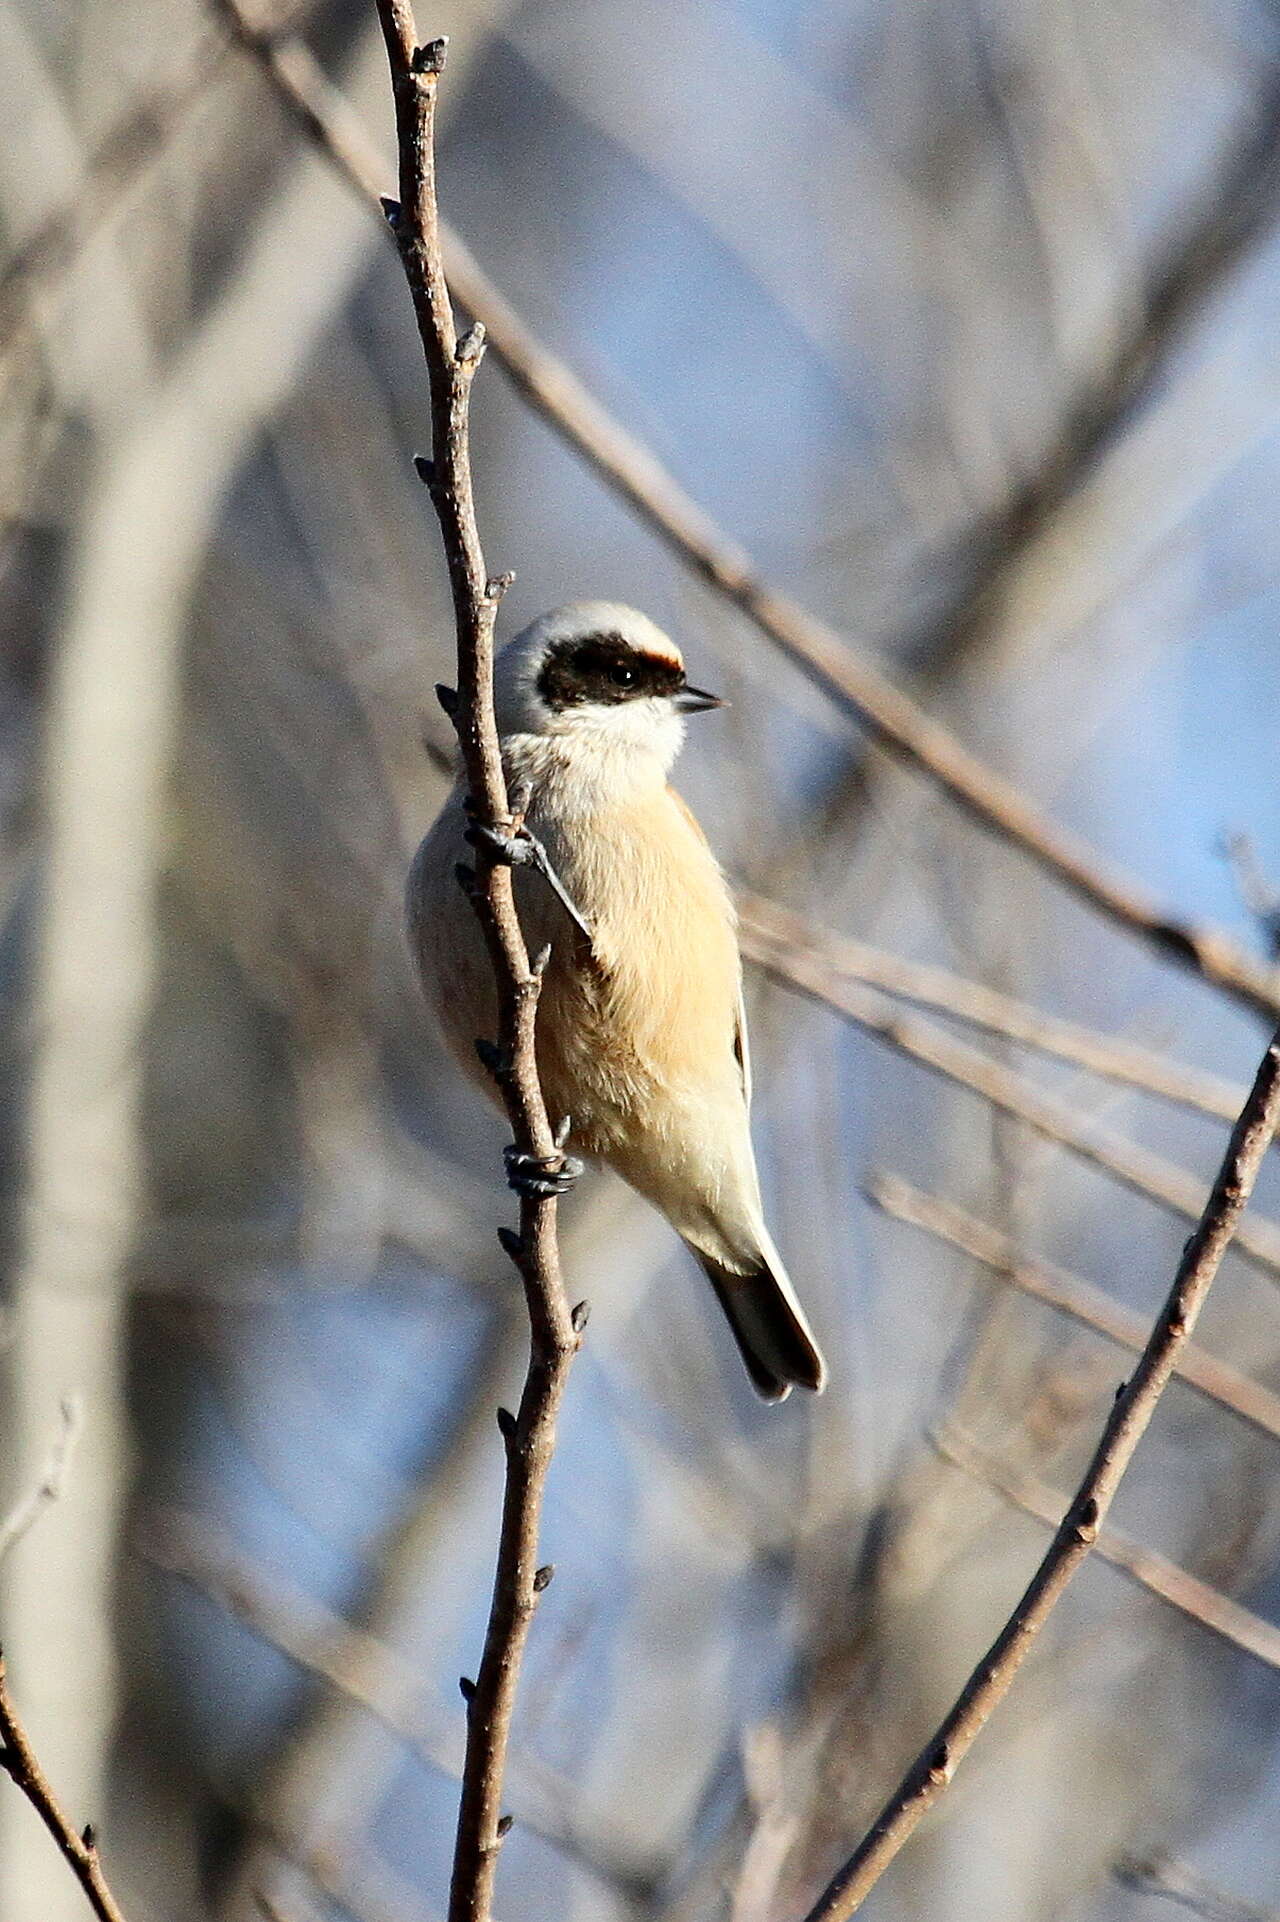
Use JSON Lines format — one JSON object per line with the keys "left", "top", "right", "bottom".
{"left": 738, "top": 893, "right": 1248, "bottom": 1124}
{"left": 867, "top": 1173, "right": 1280, "bottom": 1448}
{"left": 372, "top": 13, "right": 580, "bottom": 1922}
{"left": 932, "top": 1428, "right": 1280, "bottom": 1674}
{"left": 214, "top": 0, "right": 1280, "bottom": 1023}
{"left": 749, "top": 917, "right": 1280, "bottom": 1281}
{"left": 0, "top": 1651, "right": 130, "bottom": 1922}
{"left": 800, "top": 1024, "right": 1280, "bottom": 1920}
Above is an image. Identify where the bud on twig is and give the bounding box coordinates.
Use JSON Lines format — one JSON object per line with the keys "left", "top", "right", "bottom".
{"left": 412, "top": 35, "right": 448, "bottom": 74}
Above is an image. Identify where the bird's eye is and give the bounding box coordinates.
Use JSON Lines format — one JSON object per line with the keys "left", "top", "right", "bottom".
{"left": 610, "top": 662, "right": 636, "bottom": 686}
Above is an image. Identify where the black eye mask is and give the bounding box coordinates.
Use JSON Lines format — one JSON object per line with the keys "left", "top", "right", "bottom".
{"left": 537, "top": 633, "right": 686, "bottom": 710}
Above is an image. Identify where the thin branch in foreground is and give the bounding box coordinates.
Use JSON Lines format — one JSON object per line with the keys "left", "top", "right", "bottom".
{"left": 0, "top": 1652, "right": 130, "bottom": 1922}
{"left": 867, "top": 1173, "right": 1280, "bottom": 1448}
{"left": 0, "top": 1394, "right": 83, "bottom": 1564}
{"left": 372, "top": 14, "right": 581, "bottom": 1922}
{"left": 801, "top": 1025, "right": 1280, "bottom": 1921}
{"left": 932, "top": 1428, "right": 1280, "bottom": 1675}
{"left": 746, "top": 915, "right": 1280, "bottom": 1281}
{"left": 213, "top": 0, "right": 1280, "bottom": 1023}
{"left": 1117, "top": 1853, "right": 1280, "bottom": 1922}
{"left": 738, "top": 892, "right": 1248, "bottom": 1124}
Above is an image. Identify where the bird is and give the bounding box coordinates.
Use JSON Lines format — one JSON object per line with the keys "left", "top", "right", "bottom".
{"left": 407, "top": 601, "right": 826, "bottom": 1401}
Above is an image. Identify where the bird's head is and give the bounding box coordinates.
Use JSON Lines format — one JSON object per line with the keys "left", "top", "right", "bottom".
{"left": 493, "top": 603, "right": 721, "bottom": 783}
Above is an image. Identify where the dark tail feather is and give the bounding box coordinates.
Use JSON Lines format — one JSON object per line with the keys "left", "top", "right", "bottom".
{"left": 696, "top": 1249, "right": 827, "bottom": 1402}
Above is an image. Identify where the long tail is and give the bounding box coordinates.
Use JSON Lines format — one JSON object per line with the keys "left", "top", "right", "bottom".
{"left": 693, "top": 1240, "right": 827, "bottom": 1402}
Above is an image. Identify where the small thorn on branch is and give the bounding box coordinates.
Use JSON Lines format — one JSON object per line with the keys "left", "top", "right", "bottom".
{"left": 531, "top": 944, "right": 552, "bottom": 979}
{"left": 414, "top": 453, "right": 439, "bottom": 489}
{"left": 1074, "top": 1497, "right": 1100, "bottom": 1543}
{"left": 412, "top": 35, "right": 448, "bottom": 74}
{"left": 496, "top": 1814, "right": 514, "bottom": 1839}
{"left": 533, "top": 1563, "right": 555, "bottom": 1592}
{"left": 459, "top": 1676, "right": 476, "bottom": 1703}
{"left": 571, "top": 1300, "right": 590, "bottom": 1334}
{"left": 435, "top": 681, "right": 459, "bottom": 716}
{"left": 455, "top": 321, "right": 486, "bottom": 368}
{"left": 81, "top": 1823, "right": 96, "bottom": 1851}
{"left": 379, "top": 195, "right": 401, "bottom": 228}
{"left": 496, "top": 1407, "right": 517, "bottom": 1441}
{"left": 497, "top": 1226, "right": 524, "bottom": 1262}
{"left": 486, "top": 571, "right": 515, "bottom": 603}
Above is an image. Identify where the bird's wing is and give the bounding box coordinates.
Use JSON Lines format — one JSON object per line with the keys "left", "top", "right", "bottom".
{"left": 667, "top": 786, "right": 752, "bottom": 1109}
{"left": 733, "top": 984, "right": 753, "bottom": 1111}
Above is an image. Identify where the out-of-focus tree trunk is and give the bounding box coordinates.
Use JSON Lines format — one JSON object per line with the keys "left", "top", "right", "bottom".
{"left": 0, "top": 15, "right": 394, "bottom": 1915}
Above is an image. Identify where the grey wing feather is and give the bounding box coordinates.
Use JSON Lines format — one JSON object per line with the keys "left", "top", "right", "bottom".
{"left": 733, "top": 980, "right": 753, "bottom": 1110}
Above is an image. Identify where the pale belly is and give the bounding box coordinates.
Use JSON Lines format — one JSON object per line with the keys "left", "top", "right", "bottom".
{"left": 408, "top": 779, "right": 745, "bottom": 1173}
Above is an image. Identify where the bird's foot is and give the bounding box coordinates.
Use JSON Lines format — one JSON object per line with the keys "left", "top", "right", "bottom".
{"left": 465, "top": 813, "right": 539, "bottom": 869}
{"left": 463, "top": 799, "right": 594, "bottom": 942}
{"left": 504, "top": 1143, "right": 584, "bottom": 1200}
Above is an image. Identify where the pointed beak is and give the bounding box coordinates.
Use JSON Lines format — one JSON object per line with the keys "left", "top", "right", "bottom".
{"left": 673, "top": 684, "right": 724, "bottom": 714}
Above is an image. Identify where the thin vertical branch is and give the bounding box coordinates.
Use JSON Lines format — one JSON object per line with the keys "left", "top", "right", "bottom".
{"left": 0, "top": 1652, "right": 130, "bottom": 1922}
{"left": 801, "top": 1025, "right": 1280, "bottom": 1921}
{"left": 372, "top": 11, "right": 581, "bottom": 1922}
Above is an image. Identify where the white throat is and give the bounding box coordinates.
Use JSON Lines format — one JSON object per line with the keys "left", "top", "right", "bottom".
{"left": 502, "top": 700, "right": 685, "bottom": 816}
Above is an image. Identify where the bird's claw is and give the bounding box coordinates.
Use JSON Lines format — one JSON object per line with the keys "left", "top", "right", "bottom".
{"left": 465, "top": 817, "right": 538, "bottom": 867}
{"left": 464, "top": 808, "right": 594, "bottom": 943}
{"left": 504, "top": 1144, "right": 584, "bottom": 1199}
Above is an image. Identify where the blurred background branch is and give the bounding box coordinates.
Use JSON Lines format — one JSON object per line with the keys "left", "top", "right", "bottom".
{"left": 800, "top": 1027, "right": 1280, "bottom": 1919}
{"left": 4, "top": 0, "right": 1280, "bottom": 1918}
